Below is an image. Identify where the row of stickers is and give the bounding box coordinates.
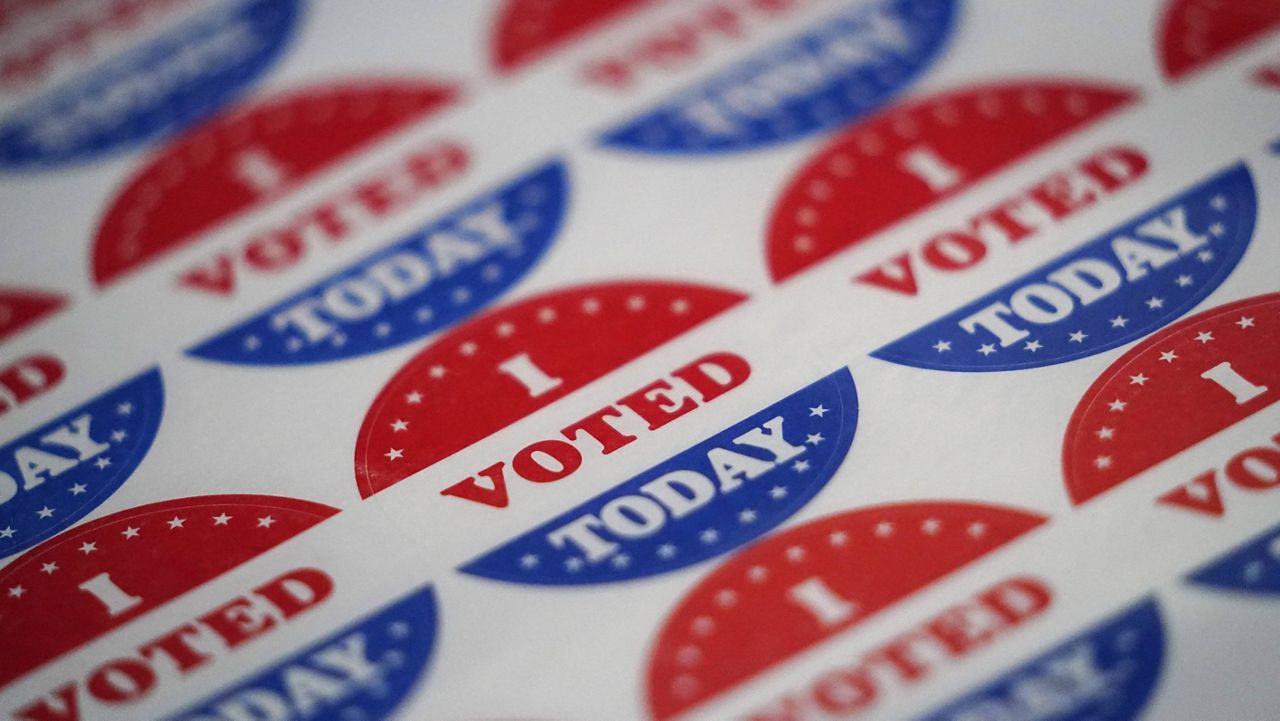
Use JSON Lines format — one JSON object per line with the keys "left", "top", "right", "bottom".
{"left": 1, "top": 0, "right": 1279, "bottom": 719}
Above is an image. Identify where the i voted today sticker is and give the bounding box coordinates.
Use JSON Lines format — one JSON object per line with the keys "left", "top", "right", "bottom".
{"left": 461, "top": 369, "right": 857, "bottom": 585}
{"left": 0, "top": 368, "right": 163, "bottom": 558}
{"left": 599, "top": 0, "right": 955, "bottom": 154}
{"left": 187, "top": 160, "right": 567, "bottom": 365}
{"left": 874, "top": 162, "right": 1256, "bottom": 372}
{"left": 0, "top": 0, "right": 300, "bottom": 169}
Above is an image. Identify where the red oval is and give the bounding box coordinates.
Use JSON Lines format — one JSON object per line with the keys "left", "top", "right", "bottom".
{"left": 491, "top": 0, "right": 656, "bottom": 72}
{"left": 355, "top": 280, "right": 746, "bottom": 498}
{"left": 1063, "top": 292, "right": 1280, "bottom": 505}
{"left": 646, "top": 501, "right": 1045, "bottom": 720}
{"left": 765, "top": 80, "right": 1136, "bottom": 282}
{"left": 0, "top": 494, "right": 337, "bottom": 687}
{"left": 91, "top": 79, "right": 460, "bottom": 286}
{"left": 1159, "top": 0, "right": 1280, "bottom": 80}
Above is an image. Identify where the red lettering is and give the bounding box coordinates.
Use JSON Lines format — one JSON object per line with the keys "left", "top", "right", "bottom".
{"left": 442, "top": 461, "right": 511, "bottom": 508}
{"left": 198, "top": 597, "right": 278, "bottom": 649}
{"left": 561, "top": 407, "right": 638, "bottom": 454}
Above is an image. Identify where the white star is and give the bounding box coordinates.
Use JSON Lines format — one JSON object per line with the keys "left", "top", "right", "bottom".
{"left": 700, "top": 528, "right": 719, "bottom": 544}
{"left": 1209, "top": 222, "right": 1225, "bottom": 237}
{"left": 792, "top": 459, "right": 811, "bottom": 472}
{"left": 1069, "top": 330, "right": 1087, "bottom": 343}
{"left": 405, "top": 391, "right": 423, "bottom": 404}
{"left": 390, "top": 419, "right": 408, "bottom": 432}
{"left": 459, "top": 341, "right": 478, "bottom": 356}
{"left": 691, "top": 616, "right": 715, "bottom": 636}
{"left": 769, "top": 485, "right": 788, "bottom": 500}
{"left": 564, "top": 557, "right": 583, "bottom": 572}
{"left": 747, "top": 565, "right": 769, "bottom": 583}
{"left": 612, "top": 554, "right": 631, "bottom": 569}
{"left": 40, "top": 562, "right": 58, "bottom": 575}
{"left": 785, "top": 546, "right": 806, "bottom": 562}
{"left": 1195, "top": 331, "right": 1214, "bottom": 343}
{"left": 111, "top": 429, "right": 127, "bottom": 442}
{"left": 285, "top": 337, "right": 302, "bottom": 352}
{"left": 806, "top": 433, "right": 824, "bottom": 445}
{"left": 537, "top": 307, "right": 557, "bottom": 323}
{"left": 519, "top": 553, "right": 539, "bottom": 569}
{"left": 1110, "top": 316, "right": 1128, "bottom": 328}
{"left": 1159, "top": 351, "right": 1178, "bottom": 363}
{"left": 36, "top": 506, "right": 54, "bottom": 519}
{"left": 212, "top": 513, "right": 232, "bottom": 526}
{"left": 626, "top": 295, "right": 646, "bottom": 311}
{"left": 451, "top": 287, "right": 471, "bottom": 304}
{"left": 385, "top": 448, "right": 404, "bottom": 460}
{"left": 932, "top": 340, "right": 952, "bottom": 352}
{"left": 921, "top": 518, "right": 941, "bottom": 535}
{"left": 715, "top": 589, "right": 738, "bottom": 608}
{"left": 1129, "top": 373, "right": 1149, "bottom": 386}
{"left": 0, "top": 527, "right": 14, "bottom": 539}
{"left": 1210, "top": 195, "right": 1227, "bottom": 211}
{"left": 257, "top": 515, "right": 275, "bottom": 528}
{"left": 243, "top": 335, "right": 261, "bottom": 351}
{"left": 496, "top": 322, "right": 516, "bottom": 338}
{"left": 809, "top": 405, "right": 828, "bottom": 418}
{"left": 68, "top": 483, "right": 86, "bottom": 495}
{"left": 1176, "top": 274, "right": 1193, "bottom": 287}
{"left": 415, "top": 306, "right": 434, "bottom": 323}
{"left": 829, "top": 531, "right": 849, "bottom": 546}
{"left": 1197, "top": 250, "right": 1214, "bottom": 263}
{"left": 330, "top": 333, "right": 347, "bottom": 348}
{"left": 670, "top": 299, "right": 690, "bottom": 314}
{"left": 121, "top": 526, "right": 140, "bottom": 539}
{"left": 738, "top": 509, "right": 758, "bottom": 524}
{"left": 1096, "top": 426, "right": 1115, "bottom": 440}
{"left": 8, "top": 585, "right": 25, "bottom": 598}
{"left": 79, "top": 541, "right": 97, "bottom": 554}
{"left": 1023, "top": 339, "right": 1042, "bottom": 352}
{"left": 94, "top": 457, "right": 111, "bottom": 470}
{"left": 1237, "top": 316, "right": 1255, "bottom": 329}
{"left": 657, "top": 544, "right": 677, "bottom": 559}
{"left": 581, "top": 298, "right": 601, "bottom": 314}
{"left": 1145, "top": 296, "right": 1164, "bottom": 310}
{"left": 1108, "top": 399, "right": 1127, "bottom": 412}
{"left": 1094, "top": 455, "right": 1113, "bottom": 469}
{"left": 167, "top": 516, "right": 186, "bottom": 529}
{"left": 967, "top": 522, "right": 987, "bottom": 538}
{"left": 429, "top": 365, "right": 446, "bottom": 379}
{"left": 977, "top": 344, "right": 997, "bottom": 356}
{"left": 373, "top": 322, "right": 392, "bottom": 337}
{"left": 875, "top": 521, "right": 894, "bottom": 538}
{"left": 117, "top": 402, "right": 133, "bottom": 416}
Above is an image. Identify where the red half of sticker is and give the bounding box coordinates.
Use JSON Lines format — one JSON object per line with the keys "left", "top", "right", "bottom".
{"left": 1064, "top": 292, "right": 1280, "bottom": 505}
{"left": 0, "top": 494, "right": 337, "bottom": 687}
{"left": 355, "top": 280, "right": 746, "bottom": 498}
{"left": 0, "top": 287, "right": 64, "bottom": 343}
{"left": 646, "top": 501, "right": 1045, "bottom": 720}
{"left": 765, "top": 80, "right": 1136, "bottom": 282}
{"left": 1159, "top": 0, "right": 1280, "bottom": 79}
{"left": 491, "top": 0, "right": 656, "bottom": 72}
{"left": 92, "top": 79, "right": 460, "bottom": 286}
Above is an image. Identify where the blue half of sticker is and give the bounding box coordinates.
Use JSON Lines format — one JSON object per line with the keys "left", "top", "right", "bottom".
{"left": 462, "top": 369, "right": 858, "bottom": 586}
{"left": 1189, "top": 521, "right": 1280, "bottom": 595}
{"left": 598, "top": 0, "right": 954, "bottom": 155}
{"left": 188, "top": 160, "right": 568, "bottom": 366}
{"left": 874, "top": 163, "right": 1257, "bottom": 372}
{"left": 168, "top": 585, "right": 437, "bottom": 721}
{"left": 0, "top": 0, "right": 300, "bottom": 169}
{"left": 916, "top": 598, "right": 1165, "bottom": 721}
{"left": 0, "top": 369, "right": 163, "bottom": 558}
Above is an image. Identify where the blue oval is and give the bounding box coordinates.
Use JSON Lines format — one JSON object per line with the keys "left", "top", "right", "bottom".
{"left": 0, "top": 0, "right": 300, "bottom": 169}
{"left": 598, "top": 0, "right": 955, "bottom": 155}
{"left": 916, "top": 598, "right": 1165, "bottom": 721}
{"left": 1189, "top": 522, "right": 1280, "bottom": 595}
{"left": 874, "top": 163, "right": 1257, "bottom": 372}
{"left": 0, "top": 368, "right": 164, "bottom": 558}
{"left": 167, "top": 585, "right": 437, "bottom": 721}
{"left": 461, "top": 369, "right": 858, "bottom": 586}
{"left": 188, "top": 159, "right": 568, "bottom": 366}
